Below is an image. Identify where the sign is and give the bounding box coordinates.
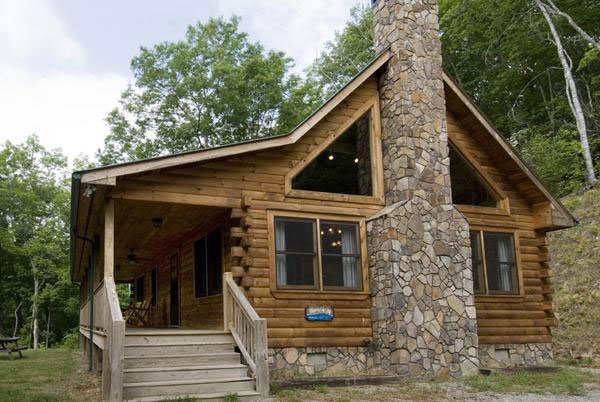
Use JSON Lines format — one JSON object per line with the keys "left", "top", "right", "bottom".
{"left": 305, "top": 306, "right": 334, "bottom": 321}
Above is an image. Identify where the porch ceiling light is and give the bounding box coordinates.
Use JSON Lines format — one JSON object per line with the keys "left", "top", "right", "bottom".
{"left": 152, "top": 217, "right": 163, "bottom": 228}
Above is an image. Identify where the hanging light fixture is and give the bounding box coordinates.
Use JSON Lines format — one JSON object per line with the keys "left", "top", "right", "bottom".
{"left": 328, "top": 154, "right": 334, "bottom": 161}
{"left": 354, "top": 158, "right": 359, "bottom": 163}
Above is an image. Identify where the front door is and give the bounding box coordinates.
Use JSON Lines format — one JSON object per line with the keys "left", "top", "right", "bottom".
{"left": 169, "top": 253, "right": 180, "bottom": 326}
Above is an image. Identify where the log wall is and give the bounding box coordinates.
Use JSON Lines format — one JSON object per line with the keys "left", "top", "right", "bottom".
{"left": 447, "top": 111, "right": 555, "bottom": 345}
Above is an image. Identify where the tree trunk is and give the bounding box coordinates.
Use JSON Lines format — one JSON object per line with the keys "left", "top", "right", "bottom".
{"left": 32, "top": 275, "right": 39, "bottom": 350}
{"left": 536, "top": 0, "right": 597, "bottom": 186}
{"left": 45, "top": 304, "right": 51, "bottom": 348}
{"left": 12, "top": 301, "right": 22, "bottom": 338}
{"left": 542, "top": 0, "right": 600, "bottom": 54}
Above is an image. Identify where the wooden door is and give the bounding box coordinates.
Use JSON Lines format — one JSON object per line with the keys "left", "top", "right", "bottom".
{"left": 169, "top": 254, "right": 180, "bottom": 326}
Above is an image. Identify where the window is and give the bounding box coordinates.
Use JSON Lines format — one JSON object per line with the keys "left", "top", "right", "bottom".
{"left": 151, "top": 268, "right": 157, "bottom": 306}
{"left": 135, "top": 275, "right": 145, "bottom": 302}
{"left": 194, "top": 228, "right": 223, "bottom": 298}
{"left": 274, "top": 217, "right": 362, "bottom": 290}
{"left": 470, "top": 230, "right": 519, "bottom": 295}
{"left": 450, "top": 145, "right": 498, "bottom": 207}
{"left": 292, "top": 111, "right": 372, "bottom": 196}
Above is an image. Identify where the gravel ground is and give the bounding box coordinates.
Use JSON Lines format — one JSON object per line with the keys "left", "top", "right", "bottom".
{"left": 272, "top": 368, "right": 600, "bottom": 402}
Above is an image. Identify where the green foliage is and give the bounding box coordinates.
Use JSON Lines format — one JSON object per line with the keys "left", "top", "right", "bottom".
{"left": 514, "top": 127, "right": 587, "bottom": 196}
{"left": 97, "top": 16, "right": 319, "bottom": 165}
{"left": 0, "top": 136, "right": 78, "bottom": 346}
{"left": 223, "top": 393, "right": 241, "bottom": 402}
{"left": 60, "top": 329, "right": 79, "bottom": 349}
{"left": 307, "top": 5, "right": 374, "bottom": 98}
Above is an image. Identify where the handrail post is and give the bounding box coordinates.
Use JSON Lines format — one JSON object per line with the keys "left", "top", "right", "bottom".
{"left": 223, "top": 272, "right": 234, "bottom": 331}
{"left": 255, "top": 318, "right": 269, "bottom": 397}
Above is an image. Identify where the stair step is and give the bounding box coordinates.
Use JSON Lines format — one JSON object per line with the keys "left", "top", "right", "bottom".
{"left": 125, "top": 390, "right": 261, "bottom": 402}
{"left": 123, "top": 377, "right": 256, "bottom": 399}
{"left": 125, "top": 331, "right": 232, "bottom": 345}
{"left": 123, "top": 364, "right": 249, "bottom": 382}
{"left": 124, "top": 341, "right": 235, "bottom": 356}
{"left": 124, "top": 352, "right": 241, "bottom": 368}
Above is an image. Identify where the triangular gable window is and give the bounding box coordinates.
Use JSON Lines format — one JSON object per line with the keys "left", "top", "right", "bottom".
{"left": 292, "top": 111, "right": 372, "bottom": 196}
{"left": 450, "top": 144, "right": 499, "bottom": 207}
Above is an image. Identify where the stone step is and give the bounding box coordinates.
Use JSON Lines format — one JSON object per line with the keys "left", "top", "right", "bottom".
{"left": 124, "top": 352, "right": 241, "bottom": 368}
{"left": 125, "top": 390, "right": 261, "bottom": 402}
{"left": 123, "top": 377, "right": 256, "bottom": 400}
{"left": 124, "top": 341, "right": 235, "bottom": 356}
{"left": 123, "top": 364, "right": 249, "bottom": 382}
{"left": 125, "top": 330, "right": 232, "bottom": 346}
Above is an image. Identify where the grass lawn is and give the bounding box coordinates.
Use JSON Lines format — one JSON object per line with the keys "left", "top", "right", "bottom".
{"left": 0, "top": 348, "right": 100, "bottom": 402}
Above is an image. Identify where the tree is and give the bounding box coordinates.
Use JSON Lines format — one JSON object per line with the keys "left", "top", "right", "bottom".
{"left": 536, "top": 0, "right": 597, "bottom": 186}
{"left": 97, "top": 16, "right": 318, "bottom": 165}
{"left": 0, "top": 136, "right": 75, "bottom": 348}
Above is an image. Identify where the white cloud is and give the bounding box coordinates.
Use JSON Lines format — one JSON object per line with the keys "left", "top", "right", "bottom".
{"left": 0, "top": 0, "right": 86, "bottom": 66}
{"left": 0, "top": 63, "right": 127, "bottom": 162}
{"left": 215, "top": 0, "right": 367, "bottom": 71}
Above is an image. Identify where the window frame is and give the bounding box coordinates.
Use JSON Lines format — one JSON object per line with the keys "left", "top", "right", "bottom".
{"left": 470, "top": 227, "right": 524, "bottom": 298}
{"left": 193, "top": 226, "right": 224, "bottom": 299}
{"left": 448, "top": 140, "right": 511, "bottom": 216}
{"left": 268, "top": 211, "right": 369, "bottom": 297}
{"left": 284, "top": 102, "right": 385, "bottom": 206}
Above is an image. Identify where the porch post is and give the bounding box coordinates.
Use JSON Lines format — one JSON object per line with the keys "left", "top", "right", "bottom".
{"left": 104, "top": 199, "right": 115, "bottom": 279}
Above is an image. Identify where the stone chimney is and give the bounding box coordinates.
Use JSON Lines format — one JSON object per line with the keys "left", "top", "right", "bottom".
{"left": 367, "top": 0, "right": 479, "bottom": 377}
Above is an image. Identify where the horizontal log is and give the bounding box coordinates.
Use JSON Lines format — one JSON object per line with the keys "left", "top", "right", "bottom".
{"left": 478, "top": 327, "right": 550, "bottom": 336}
{"left": 268, "top": 327, "right": 372, "bottom": 339}
{"left": 476, "top": 310, "right": 547, "bottom": 319}
{"left": 478, "top": 335, "right": 552, "bottom": 344}
{"left": 265, "top": 317, "right": 371, "bottom": 328}
{"left": 268, "top": 337, "right": 369, "bottom": 348}
{"left": 477, "top": 318, "right": 556, "bottom": 328}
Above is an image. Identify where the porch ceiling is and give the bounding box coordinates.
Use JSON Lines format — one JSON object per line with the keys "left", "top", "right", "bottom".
{"left": 114, "top": 200, "right": 228, "bottom": 280}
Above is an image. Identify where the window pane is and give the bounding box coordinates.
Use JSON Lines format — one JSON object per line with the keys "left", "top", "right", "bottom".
{"left": 275, "top": 218, "right": 317, "bottom": 287}
{"left": 277, "top": 254, "right": 316, "bottom": 287}
{"left": 320, "top": 222, "right": 360, "bottom": 289}
{"left": 275, "top": 219, "right": 315, "bottom": 253}
{"left": 484, "top": 232, "right": 518, "bottom": 293}
{"left": 207, "top": 229, "right": 222, "bottom": 295}
{"left": 469, "top": 232, "right": 485, "bottom": 293}
{"left": 450, "top": 145, "right": 498, "bottom": 207}
{"left": 194, "top": 237, "right": 207, "bottom": 298}
{"left": 292, "top": 111, "right": 372, "bottom": 196}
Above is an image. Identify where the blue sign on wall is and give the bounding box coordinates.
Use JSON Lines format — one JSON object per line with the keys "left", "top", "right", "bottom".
{"left": 305, "top": 306, "right": 334, "bottom": 321}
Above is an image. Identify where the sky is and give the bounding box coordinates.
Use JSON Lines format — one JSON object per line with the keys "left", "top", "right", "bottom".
{"left": 0, "top": 0, "right": 367, "bottom": 164}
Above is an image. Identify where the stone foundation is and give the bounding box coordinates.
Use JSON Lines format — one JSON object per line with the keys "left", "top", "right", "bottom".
{"left": 479, "top": 343, "right": 553, "bottom": 368}
{"left": 269, "top": 347, "right": 376, "bottom": 377}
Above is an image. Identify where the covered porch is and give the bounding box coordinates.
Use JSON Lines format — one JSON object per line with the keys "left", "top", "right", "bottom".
{"left": 73, "top": 188, "right": 269, "bottom": 401}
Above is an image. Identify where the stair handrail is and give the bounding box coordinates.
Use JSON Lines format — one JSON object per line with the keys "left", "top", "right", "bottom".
{"left": 223, "top": 272, "right": 269, "bottom": 397}
{"left": 102, "top": 276, "right": 125, "bottom": 402}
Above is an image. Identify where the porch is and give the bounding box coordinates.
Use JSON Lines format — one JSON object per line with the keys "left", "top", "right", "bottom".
{"left": 76, "top": 197, "right": 269, "bottom": 401}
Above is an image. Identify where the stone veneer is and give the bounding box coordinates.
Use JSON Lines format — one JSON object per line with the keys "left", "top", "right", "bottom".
{"left": 270, "top": 347, "right": 375, "bottom": 377}
{"left": 479, "top": 343, "right": 553, "bottom": 368}
{"left": 366, "top": 0, "right": 479, "bottom": 377}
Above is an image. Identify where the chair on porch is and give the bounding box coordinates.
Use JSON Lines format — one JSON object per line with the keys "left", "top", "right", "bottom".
{"left": 122, "top": 300, "right": 151, "bottom": 327}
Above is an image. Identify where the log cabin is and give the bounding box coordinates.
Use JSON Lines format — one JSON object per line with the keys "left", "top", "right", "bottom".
{"left": 70, "top": 0, "right": 576, "bottom": 400}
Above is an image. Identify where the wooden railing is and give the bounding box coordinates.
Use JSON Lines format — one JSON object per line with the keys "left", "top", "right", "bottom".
{"left": 102, "top": 277, "right": 125, "bottom": 402}
{"left": 223, "top": 272, "right": 269, "bottom": 397}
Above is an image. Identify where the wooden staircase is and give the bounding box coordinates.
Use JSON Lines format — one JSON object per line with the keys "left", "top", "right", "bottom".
{"left": 122, "top": 329, "right": 261, "bottom": 401}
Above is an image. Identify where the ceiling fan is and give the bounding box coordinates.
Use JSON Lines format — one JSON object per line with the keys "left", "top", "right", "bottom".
{"left": 126, "top": 248, "right": 152, "bottom": 264}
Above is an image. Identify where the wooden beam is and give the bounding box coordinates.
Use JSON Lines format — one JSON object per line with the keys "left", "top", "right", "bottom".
{"left": 110, "top": 188, "right": 241, "bottom": 209}
{"left": 104, "top": 199, "right": 114, "bottom": 279}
